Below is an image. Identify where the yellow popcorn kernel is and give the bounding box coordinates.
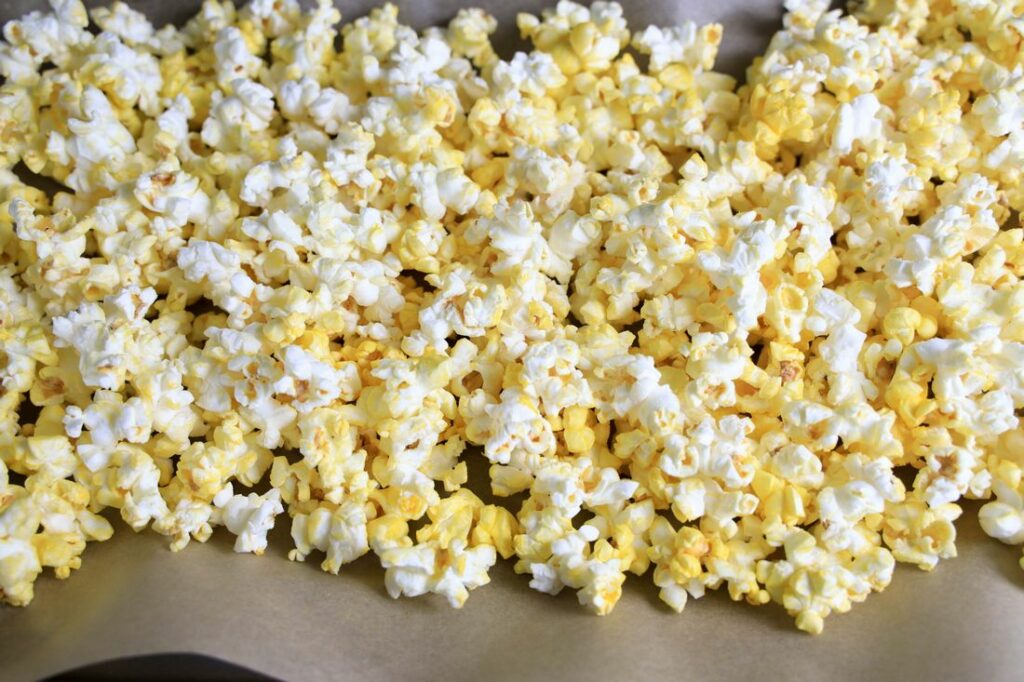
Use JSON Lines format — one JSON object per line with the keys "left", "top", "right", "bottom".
{"left": 261, "top": 314, "right": 306, "bottom": 347}
{"left": 368, "top": 514, "right": 412, "bottom": 551}
{"left": 817, "top": 249, "right": 840, "bottom": 283}
{"left": 882, "top": 307, "right": 922, "bottom": 346}
{"left": 563, "top": 428, "right": 595, "bottom": 455}
{"left": 236, "top": 18, "right": 267, "bottom": 55}
{"left": 778, "top": 284, "right": 806, "bottom": 313}
{"left": 441, "top": 461, "right": 468, "bottom": 492}
{"left": 206, "top": 151, "right": 229, "bottom": 176}
{"left": 398, "top": 492, "right": 429, "bottom": 520}
{"left": 753, "top": 469, "right": 782, "bottom": 502}
{"left": 657, "top": 64, "right": 694, "bottom": 92}
{"left": 669, "top": 527, "right": 710, "bottom": 581}
{"left": 472, "top": 504, "right": 519, "bottom": 559}
{"left": 695, "top": 301, "right": 733, "bottom": 331}
{"left": 159, "top": 51, "right": 189, "bottom": 99}
{"left": 562, "top": 406, "right": 595, "bottom": 454}
{"left": 490, "top": 463, "right": 534, "bottom": 497}
{"left": 417, "top": 495, "right": 476, "bottom": 549}
{"left": 470, "top": 159, "right": 506, "bottom": 190}
{"left": 568, "top": 23, "right": 596, "bottom": 60}
{"left": 420, "top": 86, "right": 458, "bottom": 128}
{"left": 882, "top": 500, "right": 961, "bottom": 571}
{"left": 909, "top": 296, "right": 941, "bottom": 339}
{"left": 29, "top": 369, "right": 67, "bottom": 407}
{"left": 885, "top": 376, "right": 934, "bottom": 427}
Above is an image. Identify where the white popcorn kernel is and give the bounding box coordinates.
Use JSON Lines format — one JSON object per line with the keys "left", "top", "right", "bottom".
{"left": 213, "top": 486, "right": 284, "bottom": 555}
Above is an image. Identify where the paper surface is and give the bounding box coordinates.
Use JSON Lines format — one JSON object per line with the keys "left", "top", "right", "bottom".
{"left": 1, "top": 1, "right": 1022, "bottom": 680}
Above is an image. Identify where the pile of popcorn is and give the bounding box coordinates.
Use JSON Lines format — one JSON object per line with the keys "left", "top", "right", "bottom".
{"left": 1, "top": 0, "right": 1022, "bottom": 634}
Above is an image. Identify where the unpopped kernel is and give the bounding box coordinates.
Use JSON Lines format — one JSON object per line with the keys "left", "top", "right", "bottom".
{"left": 0, "top": 0, "right": 1022, "bottom": 634}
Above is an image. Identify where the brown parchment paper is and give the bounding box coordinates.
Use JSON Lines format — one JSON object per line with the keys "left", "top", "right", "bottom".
{"left": 1, "top": 1, "right": 1022, "bottom": 680}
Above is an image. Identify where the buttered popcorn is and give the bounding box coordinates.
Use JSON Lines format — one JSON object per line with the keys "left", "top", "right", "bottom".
{"left": 0, "top": 0, "right": 1022, "bottom": 634}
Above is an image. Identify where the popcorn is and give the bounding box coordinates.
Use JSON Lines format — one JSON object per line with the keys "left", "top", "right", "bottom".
{"left": 631, "top": 22, "right": 722, "bottom": 73}
{"left": 51, "top": 286, "right": 159, "bottom": 391}
{"left": 212, "top": 484, "right": 284, "bottom": 555}
{"left": 978, "top": 463, "right": 1024, "bottom": 547}
{"left": 815, "top": 453, "right": 904, "bottom": 553}
{"left": 973, "top": 86, "right": 1024, "bottom": 138}
{"left": 447, "top": 8, "right": 497, "bottom": 67}
{"left": 0, "top": 0, "right": 90, "bottom": 83}
{"left": 21, "top": 476, "right": 113, "bottom": 579}
{"left": 214, "top": 27, "right": 263, "bottom": 86}
{"left": 478, "top": 388, "right": 557, "bottom": 466}
{"left": 525, "top": 522, "right": 628, "bottom": 615}
{"left": 78, "top": 32, "right": 163, "bottom": 115}
{"left": 289, "top": 498, "right": 370, "bottom": 572}
{"left": 647, "top": 516, "right": 711, "bottom": 611}
{"left": 831, "top": 93, "right": 883, "bottom": 154}
{"left": 80, "top": 444, "right": 170, "bottom": 531}
{"left": 53, "top": 87, "right": 138, "bottom": 193}
{"left": 416, "top": 265, "right": 507, "bottom": 346}
{"left": 757, "top": 529, "right": 895, "bottom": 635}
{"left": 275, "top": 345, "right": 360, "bottom": 413}
{"left": 3, "top": 0, "right": 1022, "bottom": 635}
{"left": 697, "top": 213, "right": 788, "bottom": 334}
{"left": 881, "top": 498, "right": 961, "bottom": 570}
{"left": 90, "top": 2, "right": 155, "bottom": 46}
{"left": 200, "top": 77, "right": 276, "bottom": 150}
{"left": 0, "top": 463, "right": 44, "bottom": 606}
{"left": 379, "top": 490, "right": 499, "bottom": 607}
{"left": 517, "top": 1, "right": 629, "bottom": 76}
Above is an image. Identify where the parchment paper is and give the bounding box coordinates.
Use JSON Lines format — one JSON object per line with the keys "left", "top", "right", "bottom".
{"left": 1, "top": 1, "right": 1022, "bottom": 680}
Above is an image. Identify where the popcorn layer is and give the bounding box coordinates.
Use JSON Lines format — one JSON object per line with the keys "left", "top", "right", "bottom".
{"left": 1, "top": 0, "right": 1022, "bottom": 633}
